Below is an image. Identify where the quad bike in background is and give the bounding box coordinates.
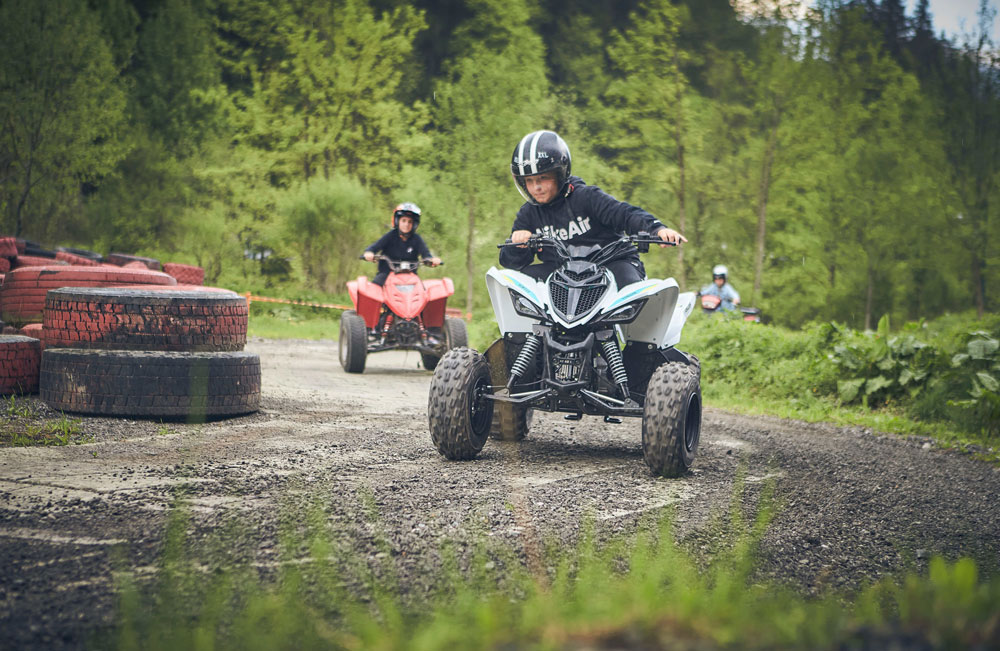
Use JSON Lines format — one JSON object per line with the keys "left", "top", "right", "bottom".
{"left": 340, "top": 256, "right": 467, "bottom": 373}
{"left": 699, "top": 293, "right": 762, "bottom": 323}
{"left": 427, "top": 232, "right": 702, "bottom": 478}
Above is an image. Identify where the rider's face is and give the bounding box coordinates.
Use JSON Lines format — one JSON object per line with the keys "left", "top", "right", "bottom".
{"left": 714, "top": 276, "right": 725, "bottom": 287}
{"left": 525, "top": 171, "right": 559, "bottom": 204}
{"left": 397, "top": 216, "right": 414, "bottom": 233}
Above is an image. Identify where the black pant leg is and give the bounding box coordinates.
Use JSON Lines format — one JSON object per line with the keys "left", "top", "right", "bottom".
{"left": 371, "top": 270, "right": 389, "bottom": 286}
{"left": 607, "top": 258, "right": 645, "bottom": 289}
{"left": 518, "top": 262, "right": 558, "bottom": 282}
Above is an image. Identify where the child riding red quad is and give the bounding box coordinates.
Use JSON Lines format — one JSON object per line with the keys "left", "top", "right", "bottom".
{"left": 340, "top": 203, "right": 467, "bottom": 373}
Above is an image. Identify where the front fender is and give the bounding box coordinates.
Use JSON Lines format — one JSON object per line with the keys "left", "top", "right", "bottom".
{"left": 485, "top": 267, "right": 547, "bottom": 334}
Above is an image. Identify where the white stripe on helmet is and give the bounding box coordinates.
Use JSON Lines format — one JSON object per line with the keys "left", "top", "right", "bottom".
{"left": 517, "top": 133, "right": 532, "bottom": 176}
{"left": 527, "top": 131, "right": 545, "bottom": 175}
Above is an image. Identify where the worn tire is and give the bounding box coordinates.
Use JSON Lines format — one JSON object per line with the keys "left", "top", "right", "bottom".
{"left": 39, "top": 349, "right": 260, "bottom": 419}
{"left": 54, "top": 251, "right": 101, "bottom": 266}
{"left": 0, "top": 265, "right": 175, "bottom": 323}
{"left": 55, "top": 246, "right": 103, "bottom": 262}
{"left": 642, "top": 362, "right": 702, "bottom": 477}
{"left": 445, "top": 317, "right": 468, "bottom": 348}
{"left": 338, "top": 310, "right": 367, "bottom": 373}
{"left": 0, "top": 237, "right": 18, "bottom": 258}
{"left": 43, "top": 287, "right": 247, "bottom": 351}
{"left": 106, "top": 252, "right": 161, "bottom": 271}
{"left": 0, "top": 335, "right": 42, "bottom": 395}
{"left": 428, "top": 347, "right": 494, "bottom": 460}
{"left": 489, "top": 403, "right": 532, "bottom": 441}
{"left": 162, "top": 262, "right": 205, "bottom": 286}
{"left": 421, "top": 351, "right": 441, "bottom": 371}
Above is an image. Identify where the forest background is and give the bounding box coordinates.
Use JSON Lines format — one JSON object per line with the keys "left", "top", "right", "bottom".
{"left": 1, "top": 0, "right": 998, "bottom": 331}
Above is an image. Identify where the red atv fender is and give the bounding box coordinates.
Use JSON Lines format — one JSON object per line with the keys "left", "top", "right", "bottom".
{"left": 420, "top": 278, "right": 455, "bottom": 328}
{"left": 348, "top": 276, "right": 385, "bottom": 328}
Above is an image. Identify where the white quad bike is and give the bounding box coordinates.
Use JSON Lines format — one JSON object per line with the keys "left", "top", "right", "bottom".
{"left": 427, "top": 232, "right": 702, "bottom": 477}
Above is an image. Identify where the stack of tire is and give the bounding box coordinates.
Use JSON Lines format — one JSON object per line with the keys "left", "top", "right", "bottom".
{"left": 0, "top": 261, "right": 180, "bottom": 396}
{"left": 39, "top": 286, "right": 259, "bottom": 421}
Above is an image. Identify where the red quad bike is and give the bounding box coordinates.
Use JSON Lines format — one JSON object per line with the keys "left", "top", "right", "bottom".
{"left": 341, "top": 256, "right": 468, "bottom": 373}
{"left": 699, "top": 294, "right": 762, "bottom": 323}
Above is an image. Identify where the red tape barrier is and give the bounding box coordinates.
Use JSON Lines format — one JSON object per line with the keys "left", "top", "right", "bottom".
{"left": 243, "top": 293, "right": 470, "bottom": 320}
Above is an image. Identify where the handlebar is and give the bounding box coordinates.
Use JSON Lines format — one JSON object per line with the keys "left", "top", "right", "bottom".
{"left": 498, "top": 232, "right": 676, "bottom": 254}
{"left": 358, "top": 254, "right": 441, "bottom": 268}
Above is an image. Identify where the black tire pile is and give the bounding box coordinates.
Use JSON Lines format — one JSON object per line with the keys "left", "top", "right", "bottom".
{"left": 39, "top": 287, "right": 259, "bottom": 420}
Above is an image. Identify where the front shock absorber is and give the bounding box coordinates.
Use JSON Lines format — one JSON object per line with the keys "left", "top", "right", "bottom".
{"left": 600, "top": 337, "right": 630, "bottom": 400}
{"left": 508, "top": 334, "right": 541, "bottom": 388}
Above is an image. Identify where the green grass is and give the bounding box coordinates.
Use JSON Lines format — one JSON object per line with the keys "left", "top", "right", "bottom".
{"left": 0, "top": 396, "right": 90, "bottom": 447}
{"left": 99, "top": 478, "right": 1000, "bottom": 650}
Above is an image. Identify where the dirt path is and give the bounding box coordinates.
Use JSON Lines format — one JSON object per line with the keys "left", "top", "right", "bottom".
{"left": 2, "top": 338, "right": 999, "bottom": 648}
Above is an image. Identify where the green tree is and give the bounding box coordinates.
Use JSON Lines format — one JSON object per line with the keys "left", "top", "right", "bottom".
{"left": 228, "top": 0, "right": 425, "bottom": 192}
{"left": 0, "top": 0, "right": 129, "bottom": 240}
{"left": 430, "top": 0, "right": 556, "bottom": 314}
{"left": 277, "top": 175, "right": 377, "bottom": 291}
{"left": 942, "top": 1, "right": 1000, "bottom": 317}
{"left": 604, "top": 0, "right": 694, "bottom": 287}
{"left": 808, "top": 4, "right": 949, "bottom": 329}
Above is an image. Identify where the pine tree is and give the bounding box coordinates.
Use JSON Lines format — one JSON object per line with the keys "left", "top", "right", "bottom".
{"left": 0, "top": 0, "right": 130, "bottom": 240}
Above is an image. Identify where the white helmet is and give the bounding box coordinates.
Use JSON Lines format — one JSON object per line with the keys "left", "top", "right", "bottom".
{"left": 712, "top": 264, "right": 728, "bottom": 279}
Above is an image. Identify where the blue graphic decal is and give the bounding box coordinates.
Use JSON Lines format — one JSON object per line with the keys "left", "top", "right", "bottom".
{"left": 607, "top": 282, "right": 658, "bottom": 309}
{"left": 504, "top": 272, "right": 542, "bottom": 306}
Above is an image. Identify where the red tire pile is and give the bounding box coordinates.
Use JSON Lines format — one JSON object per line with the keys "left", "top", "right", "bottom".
{"left": 0, "top": 236, "right": 260, "bottom": 421}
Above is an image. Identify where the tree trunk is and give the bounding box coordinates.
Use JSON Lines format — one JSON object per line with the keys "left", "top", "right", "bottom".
{"left": 674, "top": 109, "right": 688, "bottom": 290}
{"left": 971, "top": 250, "right": 985, "bottom": 319}
{"left": 465, "top": 198, "right": 476, "bottom": 316}
{"left": 865, "top": 261, "right": 875, "bottom": 331}
{"left": 753, "top": 122, "right": 779, "bottom": 307}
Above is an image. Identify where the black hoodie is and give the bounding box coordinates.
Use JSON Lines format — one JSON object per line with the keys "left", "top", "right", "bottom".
{"left": 499, "top": 176, "right": 666, "bottom": 270}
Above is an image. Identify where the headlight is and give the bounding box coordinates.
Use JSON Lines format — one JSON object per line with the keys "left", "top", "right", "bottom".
{"left": 597, "top": 299, "right": 646, "bottom": 324}
{"left": 509, "top": 289, "right": 545, "bottom": 319}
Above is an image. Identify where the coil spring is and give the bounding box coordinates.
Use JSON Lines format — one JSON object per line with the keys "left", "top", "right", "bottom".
{"left": 509, "top": 334, "right": 541, "bottom": 385}
{"left": 601, "top": 338, "right": 629, "bottom": 388}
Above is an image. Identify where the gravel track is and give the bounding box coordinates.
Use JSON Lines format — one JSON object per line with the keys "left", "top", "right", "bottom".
{"left": 1, "top": 337, "right": 999, "bottom": 649}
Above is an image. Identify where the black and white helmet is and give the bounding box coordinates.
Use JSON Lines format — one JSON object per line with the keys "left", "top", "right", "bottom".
{"left": 712, "top": 264, "right": 728, "bottom": 279}
{"left": 510, "top": 130, "right": 572, "bottom": 205}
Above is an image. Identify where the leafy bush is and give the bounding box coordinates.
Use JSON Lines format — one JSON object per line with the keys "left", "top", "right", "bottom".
{"left": 946, "top": 332, "right": 1000, "bottom": 437}
{"left": 685, "top": 311, "right": 1000, "bottom": 439}
{"left": 826, "top": 316, "right": 940, "bottom": 407}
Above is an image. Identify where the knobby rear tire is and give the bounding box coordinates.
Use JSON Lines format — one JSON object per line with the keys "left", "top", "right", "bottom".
{"left": 642, "top": 362, "right": 702, "bottom": 477}
{"left": 445, "top": 317, "right": 468, "bottom": 348}
{"left": 428, "top": 348, "right": 494, "bottom": 460}
{"left": 490, "top": 403, "right": 532, "bottom": 441}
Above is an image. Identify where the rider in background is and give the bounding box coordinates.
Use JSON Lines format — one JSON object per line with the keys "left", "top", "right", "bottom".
{"left": 363, "top": 202, "right": 441, "bottom": 286}
{"left": 500, "top": 130, "right": 686, "bottom": 289}
{"left": 701, "top": 264, "right": 741, "bottom": 312}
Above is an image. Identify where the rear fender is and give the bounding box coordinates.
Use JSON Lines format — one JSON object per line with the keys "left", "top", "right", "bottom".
{"left": 354, "top": 277, "right": 384, "bottom": 328}
{"left": 421, "top": 278, "right": 452, "bottom": 328}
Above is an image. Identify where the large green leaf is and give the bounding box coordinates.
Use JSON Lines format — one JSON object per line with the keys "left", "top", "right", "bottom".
{"left": 976, "top": 372, "right": 999, "bottom": 393}
{"left": 967, "top": 337, "right": 999, "bottom": 360}
{"left": 838, "top": 378, "right": 866, "bottom": 403}
{"left": 865, "top": 375, "right": 895, "bottom": 395}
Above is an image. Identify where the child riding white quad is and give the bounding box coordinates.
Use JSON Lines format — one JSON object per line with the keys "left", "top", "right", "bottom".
{"left": 427, "top": 131, "right": 703, "bottom": 477}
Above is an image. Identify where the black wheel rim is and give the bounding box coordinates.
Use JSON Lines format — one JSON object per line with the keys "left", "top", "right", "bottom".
{"left": 469, "top": 374, "right": 492, "bottom": 435}
{"left": 684, "top": 392, "right": 701, "bottom": 453}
